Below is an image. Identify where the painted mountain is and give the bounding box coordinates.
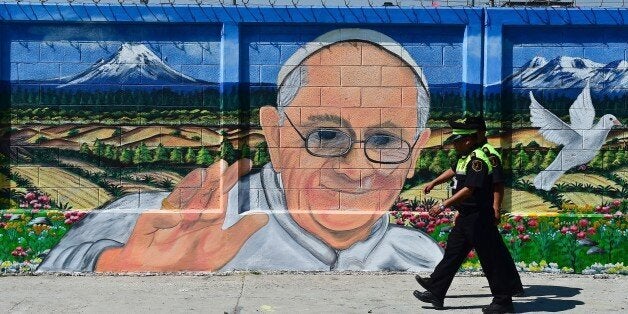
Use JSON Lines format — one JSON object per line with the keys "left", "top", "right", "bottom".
{"left": 15, "top": 43, "right": 214, "bottom": 91}
{"left": 59, "top": 43, "right": 205, "bottom": 88}
{"left": 504, "top": 56, "right": 628, "bottom": 96}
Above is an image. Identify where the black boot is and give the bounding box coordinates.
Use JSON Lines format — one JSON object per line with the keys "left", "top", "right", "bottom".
{"left": 413, "top": 290, "right": 444, "bottom": 310}
{"left": 482, "top": 302, "right": 515, "bottom": 313}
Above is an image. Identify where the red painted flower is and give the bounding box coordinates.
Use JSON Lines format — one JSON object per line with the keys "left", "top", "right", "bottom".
{"left": 576, "top": 231, "right": 586, "bottom": 239}
{"left": 527, "top": 219, "right": 538, "bottom": 228}
{"left": 516, "top": 224, "right": 525, "bottom": 233}
{"left": 587, "top": 227, "right": 596, "bottom": 235}
{"left": 467, "top": 250, "right": 476, "bottom": 259}
{"left": 513, "top": 215, "right": 523, "bottom": 222}
{"left": 502, "top": 223, "right": 513, "bottom": 231}
{"left": 522, "top": 234, "right": 531, "bottom": 242}
{"left": 560, "top": 226, "right": 569, "bottom": 234}
{"left": 578, "top": 219, "right": 589, "bottom": 228}
{"left": 612, "top": 200, "right": 621, "bottom": 207}
{"left": 569, "top": 225, "right": 578, "bottom": 233}
{"left": 395, "top": 218, "right": 404, "bottom": 225}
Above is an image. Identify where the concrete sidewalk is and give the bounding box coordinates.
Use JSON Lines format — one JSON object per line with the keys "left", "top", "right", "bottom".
{"left": 0, "top": 272, "right": 626, "bottom": 313}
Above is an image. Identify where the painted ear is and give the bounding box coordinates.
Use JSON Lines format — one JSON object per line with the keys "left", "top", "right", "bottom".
{"left": 259, "top": 106, "right": 283, "bottom": 173}
{"left": 407, "top": 128, "right": 431, "bottom": 179}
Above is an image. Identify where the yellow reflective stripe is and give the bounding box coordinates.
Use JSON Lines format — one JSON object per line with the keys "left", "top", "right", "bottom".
{"left": 482, "top": 143, "right": 502, "bottom": 163}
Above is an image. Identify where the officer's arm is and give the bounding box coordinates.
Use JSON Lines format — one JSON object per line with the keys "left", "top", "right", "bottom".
{"left": 430, "top": 169, "right": 455, "bottom": 186}
{"left": 443, "top": 187, "right": 474, "bottom": 207}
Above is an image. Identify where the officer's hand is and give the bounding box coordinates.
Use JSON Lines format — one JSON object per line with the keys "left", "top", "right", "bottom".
{"left": 493, "top": 208, "right": 501, "bottom": 225}
{"left": 428, "top": 204, "right": 441, "bottom": 217}
{"left": 95, "top": 159, "right": 269, "bottom": 272}
{"left": 424, "top": 181, "right": 435, "bottom": 194}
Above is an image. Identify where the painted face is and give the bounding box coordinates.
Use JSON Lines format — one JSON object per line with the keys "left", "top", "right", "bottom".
{"left": 261, "top": 42, "right": 429, "bottom": 249}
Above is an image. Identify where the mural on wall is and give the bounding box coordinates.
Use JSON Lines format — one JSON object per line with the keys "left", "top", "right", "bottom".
{"left": 0, "top": 19, "right": 626, "bottom": 275}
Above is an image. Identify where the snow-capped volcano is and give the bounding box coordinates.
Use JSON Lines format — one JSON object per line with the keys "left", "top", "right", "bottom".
{"left": 58, "top": 43, "right": 203, "bottom": 87}
{"left": 504, "top": 56, "right": 628, "bottom": 95}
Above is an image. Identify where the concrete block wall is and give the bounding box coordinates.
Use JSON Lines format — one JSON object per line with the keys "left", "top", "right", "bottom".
{"left": 0, "top": 4, "right": 625, "bottom": 273}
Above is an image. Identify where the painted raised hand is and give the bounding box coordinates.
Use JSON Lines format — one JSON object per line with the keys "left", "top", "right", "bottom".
{"left": 95, "top": 159, "right": 269, "bottom": 272}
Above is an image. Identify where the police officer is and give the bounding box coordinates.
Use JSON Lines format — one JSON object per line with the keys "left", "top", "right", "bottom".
{"left": 472, "top": 116, "right": 524, "bottom": 297}
{"left": 413, "top": 117, "right": 515, "bottom": 313}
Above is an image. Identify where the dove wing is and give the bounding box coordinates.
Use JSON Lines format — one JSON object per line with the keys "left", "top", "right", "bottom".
{"left": 529, "top": 92, "right": 581, "bottom": 146}
{"left": 569, "top": 84, "right": 595, "bottom": 130}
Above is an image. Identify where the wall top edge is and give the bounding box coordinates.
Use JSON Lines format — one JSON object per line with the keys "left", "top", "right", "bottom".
{"left": 0, "top": 3, "right": 623, "bottom": 24}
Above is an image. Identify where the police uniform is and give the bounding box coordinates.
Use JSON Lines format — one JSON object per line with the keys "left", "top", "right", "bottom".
{"left": 426, "top": 119, "right": 514, "bottom": 309}
{"left": 481, "top": 141, "right": 524, "bottom": 296}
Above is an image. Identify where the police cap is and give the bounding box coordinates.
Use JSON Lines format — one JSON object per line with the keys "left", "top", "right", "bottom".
{"left": 444, "top": 116, "right": 483, "bottom": 143}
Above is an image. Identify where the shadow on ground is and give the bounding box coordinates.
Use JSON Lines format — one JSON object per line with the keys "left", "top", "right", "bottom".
{"left": 515, "top": 285, "right": 584, "bottom": 313}
{"left": 422, "top": 285, "right": 584, "bottom": 312}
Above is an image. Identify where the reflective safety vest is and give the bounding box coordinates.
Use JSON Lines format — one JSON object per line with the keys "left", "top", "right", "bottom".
{"left": 482, "top": 143, "right": 502, "bottom": 163}
{"left": 455, "top": 147, "right": 493, "bottom": 175}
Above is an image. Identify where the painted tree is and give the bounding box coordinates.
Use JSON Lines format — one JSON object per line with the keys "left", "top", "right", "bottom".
{"left": 253, "top": 142, "right": 270, "bottom": 167}
{"left": 589, "top": 152, "right": 604, "bottom": 169}
{"left": 79, "top": 142, "right": 91, "bottom": 155}
{"left": 241, "top": 143, "right": 251, "bottom": 159}
{"left": 93, "top": 139, "right": 104, "bottom": 157}
{"left": 417, "top": 149, "right": 433, "bottom": 171}
{"left": 612, "top": 149, "right": 625, "bottom": 168}
{"left": 196, "top": 147, "right": 214, "bottom": 166}
{"left": 220, "top": 140, "right": 236, "bottom": 164}
{"left": 133, "top": 143, "right": 152, "bottom": 164}
{"left": 526, "top": 151, "right": 543, "bottom": 172}
{"left": 103, "top": 145, "right": 117, "bottom": 161}
{"left": 153, "top": 143, "right": 169, "bottom": 162}
{"left": 512, "top": 149, "right": 529, "bottom": 172}
{"left": 541, "top": 149, "right": 557, "bottom": 169}
{"left": 119, "top": 148, "right": 133, "bottom": 164}
{"left": 429, "top": 150, "right": 449, "bottom": 174}
{"left": 602, "top": 150, "right": 616, "bottom": 171}
{"left": 184, "top": 147, "right": 196, "bottom": 164}
{"left": 169, "top": 147, "right": 183, "bottom": 163}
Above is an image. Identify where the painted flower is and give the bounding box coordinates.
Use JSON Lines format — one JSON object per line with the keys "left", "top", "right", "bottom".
{"left": 576, "top": 231, "right": 586, "bottom": 239}
{"left": 579, "top": 219, "right": 589, "bottom": 228}
{"left": 528, "top": 219, "right": 538, "bottom": 228}
{"left": 513, "top": 215, "right": 523, "bottom": 222}
{"left": 516, "top": 224, "right": 526, "bottom": 233}
{"left": 502, "top": 223, "right": 513, "bottom": 231}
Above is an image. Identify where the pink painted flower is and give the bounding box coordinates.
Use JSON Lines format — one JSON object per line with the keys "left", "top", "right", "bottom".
{"left": 416, "top": 221, "right": 426, "bottom": 228}
{"left": 587, "top": 227, "right": 596, "bottom": 235}
{"left": 427, "top": 227, "right": 435, "bottom": 234}
{"left": 569, "top": 225, "right": 578, "bottom": 233}
{"left": 24, "top": 192, "right": 36, "bottom": 201}
{"left": 516, "top": 224, "right": 525, "bottom": 233}
{"left": 528, "top": 219, "right": 538, "bottom": 228}
{"left": 601, "top": 206, "right": 611, "bottom": 214}
{"left": 576, "top": 232, "right": 586, "bottom": 239}
{"left": 440, "top": 217, "right": 450, "bottom": 224}
{"left": 467, "top": 250, "right": 476, "bottom": 259}
{"left": 578, "top": 219, "right": 589, "bottom": 228}
{"left": 611, "top": 199, "right": 621, "bottom": 207}
{"left": 11, "top": 246, "right": 28, "bottom": 257}
{"left": 513, "top": 215, "right": 523, "bottom": 222}
{"left": 604, "top": 214, "right": 612, "bottom": 219}
{"left": 560, "top": 226, "right": 569, "bottom": 234}
{"left": 614, "top": 211, "right": 623, "bottom": 218}
{"left": 522, "top": 234, "right": 531, "bottom": 242}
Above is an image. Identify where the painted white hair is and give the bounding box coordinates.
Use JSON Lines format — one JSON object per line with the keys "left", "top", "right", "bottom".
{"left": 276, "top": 28, "right": 430, "bottom": 140}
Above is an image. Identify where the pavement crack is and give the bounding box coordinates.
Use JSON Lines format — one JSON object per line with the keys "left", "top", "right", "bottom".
{"left": 8, "top": 298, "right": 25, "bottom": 312}
{"left": 232, "top": 274, "right": 246, "bottom": 314}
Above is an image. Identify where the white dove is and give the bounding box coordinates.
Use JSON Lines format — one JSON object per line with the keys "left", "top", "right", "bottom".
{"left": 529, "top": 84, "right": 622, "bottom": 191}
